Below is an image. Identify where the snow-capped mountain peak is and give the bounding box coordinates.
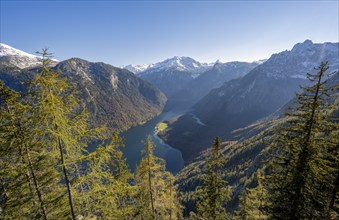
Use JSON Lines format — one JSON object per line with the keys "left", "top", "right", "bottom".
{"left": 124, "top": 56, "right": 214, "bottom": 79}
{"left": 151, "top": 56, "right": 211, "bottom": 74}
{"left": 125, "top": 57, "right": 214, "bottom": 97}
{"left": 122, "top": 64, "right": 154, "bottom": 74}
{"left": 263, "top": 40, "right": 339, "bottom": 79}
{"left": 0, "top": 43, "right": 40, "bottom": 58}
{"left": 0, "top": 43, "right": 58, "bottom": 69}
{"left": 291, "top": 39, "right": 314, "bottom": 51}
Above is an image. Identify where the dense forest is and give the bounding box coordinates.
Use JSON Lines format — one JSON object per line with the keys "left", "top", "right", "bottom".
{"left": 0, "top": 51, "right": 338, "bottom": 219}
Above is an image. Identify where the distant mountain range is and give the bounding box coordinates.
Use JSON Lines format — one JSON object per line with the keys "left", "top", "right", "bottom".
{"left": 2, "top": 40, "right": 338, "bottom": 157}
{"left": 123, "top": 56, "right": 213, "bottom": 75}
{"left": 2, "top": 40, "right": 338, "bottom": 216}
{"left": 123, "top": 57, "right": 263, "bottom": 109}
{"left": 123, "top": 63, "right": 154, "bottom": 74}
{"left": 126, "top": 56, "right": 214, "bottom": 98}
{"left": 167, "top": 60, "right": 262, "bottom": 110}
{"left": 0, "top": 43, "right": 167, "bottom": 135}
{"left": 159, "top": 40, "right": 339, "bottom": 162}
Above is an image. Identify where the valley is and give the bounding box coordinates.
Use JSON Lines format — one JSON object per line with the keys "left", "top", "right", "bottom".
{"left": 1, "top": 39, "right": 338, "bottom": 219}
{"left": 1, "top": 40, "right": 338, "bottom": 171}
{"left": 0, "top": 44, "right": 167, "bottom": 135}
{"left": 121, "top": 109, "right": 186, "bottom": 174}
{"left": 2, "top": 1, "right": 339, "bottom": 218}
{"left": 157, "top": 40, "right": 339, "bottom": 162}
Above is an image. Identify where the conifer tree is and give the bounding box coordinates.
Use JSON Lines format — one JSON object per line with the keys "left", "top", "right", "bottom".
{"left": 0, "top": 49, "right": 146, "bottom": 219}
{"left": 27, "top": 49, "right": 102, "bottom": 219}
{"left": 196, "top": 137, "right": 231, "bottom": 220}
{"left": 236, "top": 169, "right": 268, "bottom": 219}
{"left": 77, "top": 133, "right": 136, "bottom": 219}
{"left": 268, "top": 62, "right": 339, "bottom": 219}
{"left": 0, "top": 80, "right": 66, "bottom": 219}
{"left": 0, "top": 81, "right": 40, "bottom": 218}
{"left": 135, "top": 136, "right": 182, "bottom": 220}
{"left": 327, "top": 106, "right": 339, "bottom": 217}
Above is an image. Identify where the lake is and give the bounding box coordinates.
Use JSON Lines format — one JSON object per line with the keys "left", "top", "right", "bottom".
{"left": 121, "top": 110, "right": 185, "bottom": 175}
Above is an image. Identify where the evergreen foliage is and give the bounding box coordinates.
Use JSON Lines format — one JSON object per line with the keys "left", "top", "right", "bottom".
{"left": 1, "top": 49, "right": 338, "bottom": 220}
{"left": 77, "top": 133, "right": 136, "bottom": 219}
{"left": 135, "top": 136, "right": 182, "bottom": 220}
{"left": 0, "top": 80, "right": 66, "bottom": 219}
{"left": 0, "top": 50, "right": 139, "bottom": 219}
{"left": 268, "top": 62, "right": 339, "bottom": 219}
{"left": 236, "top": 169, "right": 268, "bottom": 219}
{"left": 195, "top": 137, "right": 231, "bottom": 220}
{"left": 175, "top": 65, "right": 338, "bottom": 218}
{"left": 26, "top": 49, "right": 105, "bottom": 219}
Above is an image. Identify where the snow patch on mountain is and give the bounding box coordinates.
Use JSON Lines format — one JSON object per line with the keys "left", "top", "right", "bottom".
{"left": 263, "top": 40, "right": 339, "bottom": 79}
{"left": 124, "top": 56, "right": 214, "bottom": 78}
{"left": 122, "top": 64, "right": 154, "bottom": 74}
{"left": 0, "top": 43, "right": 39, "bottom": 58}
{"left": 0, "top": 43, "right": 58, "bottom": 69}
{"left": 148, "top": 56, "right": 213, "bottom": 76}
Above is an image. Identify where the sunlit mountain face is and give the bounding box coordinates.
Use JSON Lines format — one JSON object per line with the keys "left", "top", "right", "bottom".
{"left": 159, "top": 40, "right": 339, "bottom": 162}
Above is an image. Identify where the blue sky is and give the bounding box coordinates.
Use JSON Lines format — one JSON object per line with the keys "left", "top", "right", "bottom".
{"left": 1, "top": 1, "right": 338, "bottom": 66}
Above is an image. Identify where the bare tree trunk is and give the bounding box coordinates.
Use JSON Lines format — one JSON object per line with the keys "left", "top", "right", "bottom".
{"left": 147, "top": 145, "right": 156, "bottom": 219}
{"left": 48, "top": 84, "right": 76, "bottom": 219}
{"left": 57, "top": 137, "right": 76, "bottom": 220}
{"left": 5, "top": 104, "right": 48, "bottom": 219}
{"left": 24, "top": 144, "right": 48, "bottom": 220}
{"left": 290, "top": 67, "right": 323, "bottom": 217}
{"left": 19, "top": 147, "right": 37, "bottom": 205}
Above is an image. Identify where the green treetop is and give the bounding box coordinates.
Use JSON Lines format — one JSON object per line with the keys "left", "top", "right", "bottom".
{"left": 268, "top": 62, "right": 339, "bottom": 219}
{"left": 135, "top": 136, "right": 182, "bottom": 220}
{"left": 196, "top": 137, "right": 231, "bottom": 220}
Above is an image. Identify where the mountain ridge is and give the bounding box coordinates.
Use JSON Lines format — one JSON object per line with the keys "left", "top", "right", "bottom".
{"left": 123, "top": 56, "right": 214, "bottom": 75}
{"left": 0, "top": 43, "right": 59, "bottom": 69}
{"left": 0, "top": 45, "right": 167, "bottom": 134}
{"left": 175, "top": 70, "right": 339, "bottom": 215}
{"left": 160, "top": 40, "right": 339, "bottom": 162}
{"left": 167, "top": 61, "right": 260, "bottom": 110}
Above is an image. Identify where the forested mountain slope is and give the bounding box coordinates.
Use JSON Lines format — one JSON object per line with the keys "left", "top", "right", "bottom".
{"left": 161, "top": 40, "right": 339, "bottom": 162}
{"left": 0, "top": 46, "right": 167, "bottom": 134}
{"left": 176, "top": 70, "right": 339, "bottom": 216}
